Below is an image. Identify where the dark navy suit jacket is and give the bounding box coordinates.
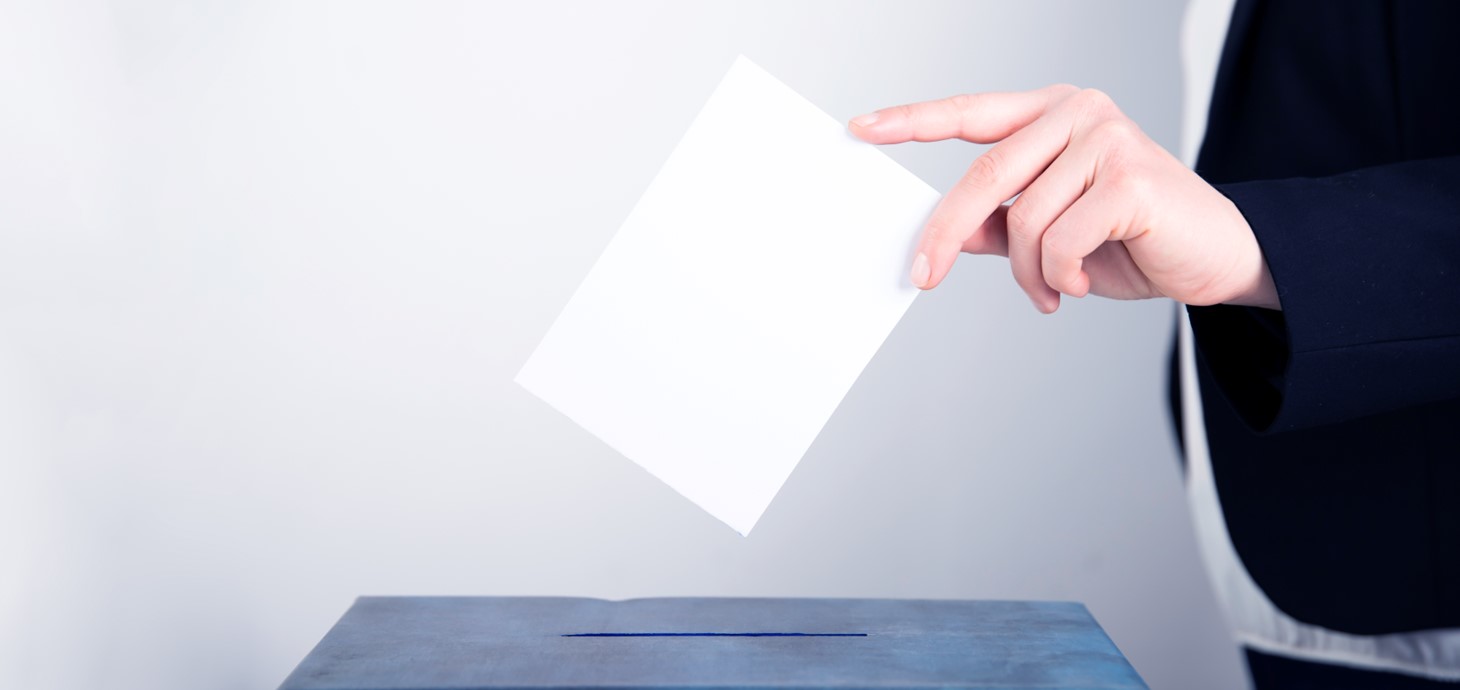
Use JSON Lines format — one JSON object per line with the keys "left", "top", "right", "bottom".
{"left": 1177, "top": 0, "right": 1460, "bottom": 642}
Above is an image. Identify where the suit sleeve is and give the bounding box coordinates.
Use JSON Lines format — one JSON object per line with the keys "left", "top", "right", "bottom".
{"left": 1186, "top": 155, "right": 1460, "bottom": 433}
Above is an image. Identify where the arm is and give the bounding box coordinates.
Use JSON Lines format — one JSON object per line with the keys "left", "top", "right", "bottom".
{"left": 1189, "top": 156, "right": 1460, "bottom": 432}
{"left": 849, "top": 88, "right": 1458, "bottom": 433}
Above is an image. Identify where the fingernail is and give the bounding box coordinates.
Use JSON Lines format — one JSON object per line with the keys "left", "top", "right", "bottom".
{"left": 910, "top": 252, "right": 930, "bottom": 288}
{"left": 850, "top": 111, "right": 880, "bottom": 128}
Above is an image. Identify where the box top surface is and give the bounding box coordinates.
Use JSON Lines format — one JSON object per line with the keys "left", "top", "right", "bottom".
{"left": 279, "top": 597, "right": 1146, "bottom": 690}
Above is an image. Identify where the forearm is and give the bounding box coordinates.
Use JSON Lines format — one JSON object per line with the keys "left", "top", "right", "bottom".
{"left": 1189, "top": 155, "right": 1460, "bottom": 432}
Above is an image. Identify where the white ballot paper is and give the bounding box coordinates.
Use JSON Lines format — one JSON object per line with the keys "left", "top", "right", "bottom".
{"left": 516, "top": 56, "right": 939, "bottom": 535}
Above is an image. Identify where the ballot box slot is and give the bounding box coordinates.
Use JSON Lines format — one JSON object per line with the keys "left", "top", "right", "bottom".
{"left": 561, "top": 632, "right": 867, "bottom": 638}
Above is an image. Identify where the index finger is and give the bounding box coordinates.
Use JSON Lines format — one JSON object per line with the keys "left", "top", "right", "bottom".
{"left": 913, "top": 92, "right": 1088, "bottom": 290}
{"left": 848, "top": 84, "right": 1077, "bottom": 145}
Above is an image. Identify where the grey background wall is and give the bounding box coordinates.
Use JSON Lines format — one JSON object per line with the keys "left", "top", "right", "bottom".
{"left": 0, "top": 1, "right": 1248, "bottom": 688}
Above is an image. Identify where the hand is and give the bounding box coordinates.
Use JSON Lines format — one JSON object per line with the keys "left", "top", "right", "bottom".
{"left": 850, "top": 85, "right": 1280, "bottom": 313}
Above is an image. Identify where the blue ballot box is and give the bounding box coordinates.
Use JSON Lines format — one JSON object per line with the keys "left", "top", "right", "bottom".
{"left": 278, "top": 597, "right": 1147, "bottom": 690}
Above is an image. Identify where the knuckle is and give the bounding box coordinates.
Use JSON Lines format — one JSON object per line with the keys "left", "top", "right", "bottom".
{"left": 1040, "top": 227, "right": 1069, "bottom": 259}
{"left": 949, "top": 92, "right": 981, "bottom": 114}
{"left": 1004, "top": 200, "right": 1036, "bottom": 242}
{"left": 1091, "top": 118, "right": 1139, "bottom": 146}
{"left": 1072, "top": 88, "right": 1120, "bottom": 122}
{"left": 923, "top": 216, "right": 955, "bottom": 245}
{"left": 1102, "top": 162, "right": 1131, "bottom": 192}
{"left": 1102, "top": 159, "right": 1148, "bottom": 200}
{"left": 1077, "top": 87, "right": 1115, "bottom": 110}
{"left": 964, "top": 151, "right": 1004, "bottom": 191}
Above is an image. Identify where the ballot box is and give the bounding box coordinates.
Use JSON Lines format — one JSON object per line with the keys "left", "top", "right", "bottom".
{"left": 277, "top": 597, "right": 1146, "bottom": 690}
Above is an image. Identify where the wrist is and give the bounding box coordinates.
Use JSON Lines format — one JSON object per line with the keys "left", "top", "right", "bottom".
{"left": 1224, "top": 221, "right": 1281, "bottom": 310}
{"left": 1208, "top": 195, "right": 1282, "bottom": 311}
{"left": 1228, "top": 252, "right": 1281, "bottom": 310}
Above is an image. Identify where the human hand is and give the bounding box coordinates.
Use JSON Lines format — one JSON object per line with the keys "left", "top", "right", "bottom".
{"left": 850, "top": 85, "right": 1280, "bottom": 312}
